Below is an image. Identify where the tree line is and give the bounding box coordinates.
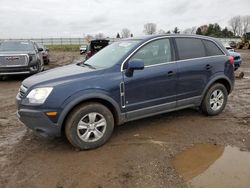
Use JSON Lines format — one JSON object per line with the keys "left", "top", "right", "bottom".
{"left": 85, "top": 15, "right": 250, "bottom": 40}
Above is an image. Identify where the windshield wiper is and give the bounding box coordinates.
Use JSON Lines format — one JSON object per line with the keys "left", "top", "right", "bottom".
{"left": 82, "top": 62, "right": 96, "bottom": 69}
{"left": 76, "top": 61, "right": 96, "bottom": 69}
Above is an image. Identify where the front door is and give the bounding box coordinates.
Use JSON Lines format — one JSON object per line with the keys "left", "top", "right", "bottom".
{"left": 122, "top": 38, "right": 177, "bottom": 120}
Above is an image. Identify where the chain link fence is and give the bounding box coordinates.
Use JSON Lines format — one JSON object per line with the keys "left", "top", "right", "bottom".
{"left": 0, "top": 37, "right": 241, "bottom": 46}
{"left": 0, "top": 38, "right": 119, "bottom": 46}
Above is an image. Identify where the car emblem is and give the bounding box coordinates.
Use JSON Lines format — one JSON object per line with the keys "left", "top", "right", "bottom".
{"left": 5, "top": 56, "right": 19, "bottom": 61}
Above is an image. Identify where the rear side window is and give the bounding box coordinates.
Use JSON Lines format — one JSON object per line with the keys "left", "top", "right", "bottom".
{"left": 175, "top": 38, "right": 206, "bottom": 60}
{"left": 203, "top": 40, "right": 224, "bottom": 56}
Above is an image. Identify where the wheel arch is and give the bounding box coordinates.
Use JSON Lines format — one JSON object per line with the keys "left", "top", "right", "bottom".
{"left": 58, "top": 92, "right": 125, "bottom": 135}
{"left": 201, "top": 76, "right": 232, "bottom": 101}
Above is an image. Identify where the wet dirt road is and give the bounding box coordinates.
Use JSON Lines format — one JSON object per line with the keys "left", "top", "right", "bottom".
{"left": 0, "top": 50, "right": 250, "bottom": 188}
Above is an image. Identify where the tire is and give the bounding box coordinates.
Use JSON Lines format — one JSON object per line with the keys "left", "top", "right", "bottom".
{"left": 38, "top": 60, "right": 44, "bottom": 72}
{"left": 245, "top": 43, "right": 250, "bottom": 49}
{"left": 44, "top": 59, "right": 50, "bottom": 65}
{"left": 201, "top": 83, "right": 228, "bottom": 116}
{"left": 65, "top": 102, "right": 114, "bottom": 150}
{"left": 236, "top": 43, "right": 243, "bottom": 49}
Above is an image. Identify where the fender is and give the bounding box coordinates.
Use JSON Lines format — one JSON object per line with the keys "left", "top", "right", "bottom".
{"left": 201, "top": 73, "right": 233, "bottom": 102}
{"left": 57, "top": 89, "right": 125, "bottom": 128}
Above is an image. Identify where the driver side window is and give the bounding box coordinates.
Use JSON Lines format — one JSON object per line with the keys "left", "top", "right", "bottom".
{"left": 130, "top": 39, "right": 172, "bottom": 66}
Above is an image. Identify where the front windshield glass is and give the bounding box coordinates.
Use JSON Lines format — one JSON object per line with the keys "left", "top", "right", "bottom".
{"left": 85, "top": 40, "right": 141, "bottom": 68}
{"left": 0, "top": 41, "right": 34, "bottom": 51}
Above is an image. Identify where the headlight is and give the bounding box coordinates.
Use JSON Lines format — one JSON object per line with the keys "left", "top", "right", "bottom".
{"left": 26, "top": 87, "right": 53, "bottom": 104}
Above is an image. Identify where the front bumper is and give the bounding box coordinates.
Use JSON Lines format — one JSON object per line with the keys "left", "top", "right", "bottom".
{"left": 0, "top": 66, "right": 38, "bottom": 75}
{"left": 17, "top": 109, "right": 61, "bottom": 137}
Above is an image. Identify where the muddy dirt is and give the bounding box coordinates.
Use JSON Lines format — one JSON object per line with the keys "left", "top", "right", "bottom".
{"left": 173, "top": 144, "right": 250, "bottom": 188}
{"left": 0, "top": 50, "right": 250, "bottom": 188}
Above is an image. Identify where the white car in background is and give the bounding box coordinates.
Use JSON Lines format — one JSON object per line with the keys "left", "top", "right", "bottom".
{"left": 80, "top": 45, "right": 87, "bottom": 54}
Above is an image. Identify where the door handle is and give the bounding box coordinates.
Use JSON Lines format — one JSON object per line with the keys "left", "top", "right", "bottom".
{"left": 206, "top": 64, "right": 213, "bottom": 70}
{"left": 167, "top": 71, "right": 175, "bottom": 77}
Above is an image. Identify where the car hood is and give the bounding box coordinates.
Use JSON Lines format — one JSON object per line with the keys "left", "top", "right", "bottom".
{"left": 22, "top": 63, "right": 99, "bottom": 88}
{"left": 229, "top": 51, "right": 240, "bottom": 57}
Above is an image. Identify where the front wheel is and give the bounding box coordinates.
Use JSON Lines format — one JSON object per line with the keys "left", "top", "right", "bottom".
{"left": 65, "top": 102, "right": 114, "bottom": 150}
{"left": 201, "top": 83, "right": 228, "bottom": 116}
{"left": 245, "top": 43, "right": 250, "bottom": 49}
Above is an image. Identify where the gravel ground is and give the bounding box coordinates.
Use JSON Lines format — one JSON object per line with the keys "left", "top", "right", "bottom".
{"left": 0, "top": 50, "right": 249, "bottom": 188}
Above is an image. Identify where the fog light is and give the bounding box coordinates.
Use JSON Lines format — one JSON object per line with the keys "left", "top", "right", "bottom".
{"left": 46, "top": 112, "right": 57, "bottom": 116}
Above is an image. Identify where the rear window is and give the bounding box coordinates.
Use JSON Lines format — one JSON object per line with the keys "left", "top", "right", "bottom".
{"left": 203, "top": 40, "right": 224, "bottom": 56}
{"left": 175, "top": 38, "right": 206, "bottom": 60}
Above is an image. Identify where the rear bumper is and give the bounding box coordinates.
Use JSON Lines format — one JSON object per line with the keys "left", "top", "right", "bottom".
{"left": 234, "top": 59, "right": 242, "bottom": 66}
{"left": 17, "top": 109, "right": 61, "bottom": 137}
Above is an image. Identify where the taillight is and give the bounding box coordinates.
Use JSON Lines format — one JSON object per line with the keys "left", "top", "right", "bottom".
{"left": 228, "top": 56, "right": 234, "bottom": 65}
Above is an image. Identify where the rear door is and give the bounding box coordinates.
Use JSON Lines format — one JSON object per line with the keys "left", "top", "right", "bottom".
{"left": 122, "top": 38, "right": 177, "bottom": 119}
{"left": 174, "top": 37, "right": 225, "bottom": 107}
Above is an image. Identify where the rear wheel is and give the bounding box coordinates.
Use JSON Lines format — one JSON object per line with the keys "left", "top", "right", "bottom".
{"left": 201, "top": 83, "right": 228, "bottom": 116}
{"left": 236, "top": 43, "right": 243, "bottom": 49}
{"left": 245, "top": 43, "right": 250, "bottom": 49}
{"left": 65, "top": 102, "right": 114, "bottom": 150}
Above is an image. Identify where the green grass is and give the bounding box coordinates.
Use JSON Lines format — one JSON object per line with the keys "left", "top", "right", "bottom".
{"left": 46, "top": 44, "right": 80, "bottom": 51}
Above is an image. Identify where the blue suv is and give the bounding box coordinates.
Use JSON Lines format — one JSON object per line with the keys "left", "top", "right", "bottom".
{"left": 16, "top": 35, "right": 235, "bottom": 150}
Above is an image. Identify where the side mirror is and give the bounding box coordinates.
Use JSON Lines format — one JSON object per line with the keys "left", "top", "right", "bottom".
{"left": 38, "top": 48, "right": 43, "bottom": 52}
{"left": 46, "top": 48, "right": 49, "bottom": 52}
{"left": 125, "top": 59, "right": 144, "bottom": 77}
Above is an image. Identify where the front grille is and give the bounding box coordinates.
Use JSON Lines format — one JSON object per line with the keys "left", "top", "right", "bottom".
{"left": 0, "top": 54, "right": 29, "bottom": 67}
{"left": 18, "top": 85, "right": 28, "bottom": 98}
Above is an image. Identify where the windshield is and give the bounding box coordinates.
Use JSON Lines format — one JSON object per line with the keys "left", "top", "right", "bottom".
{"left": 85, "top": 40, "right": 140, "bottom": 68}
{"left": 0, "top": 41, "right": 34, "bottom": 51}
{"left": 37, "top": 43, "right": 45, "bottom": 49}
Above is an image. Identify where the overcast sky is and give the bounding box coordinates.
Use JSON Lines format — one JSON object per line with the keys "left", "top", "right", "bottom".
{"left": 0, "top": 0, "right": 249, "bottom": 38}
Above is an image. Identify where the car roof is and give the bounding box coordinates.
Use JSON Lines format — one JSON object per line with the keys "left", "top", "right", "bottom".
{"left": 120, "top": 34, "right": 221, "bottom": 43}
{"left": 2, "top": 40, "right": 33, "bottom": 43}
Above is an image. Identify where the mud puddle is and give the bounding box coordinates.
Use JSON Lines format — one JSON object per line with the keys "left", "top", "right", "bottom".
{"left": 173, "top": 144, "right": 250, "bottom": 188}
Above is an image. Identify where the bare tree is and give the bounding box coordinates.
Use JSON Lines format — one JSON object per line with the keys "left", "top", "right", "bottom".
{"left": 158, "top": 29, "right": 166, "bottom": 34}
{"left": 121, "top": 28, "right": 131, "bottom": 38}
{"left": 182, "top": 27, "right": 197, "bottom": 34}
{"left": 143, "top": 23, "right": 157, "bottom": 35}
{"left": 85, "top": 34, "right": 94, "bottom": 42}
{"left": 237, "top": 20, "right": 243, "bottom": 36}
{"left": 228, "top": 16, "right": 241, "bottom": 36}
{"left": 95, "top": 33, "right": 105, "bottom": 39}
{"left": 173, "top": 27, "right": 180, "bottom": 34}
{"left": 242, "top": 15, "right": 250, "bottom": 34}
